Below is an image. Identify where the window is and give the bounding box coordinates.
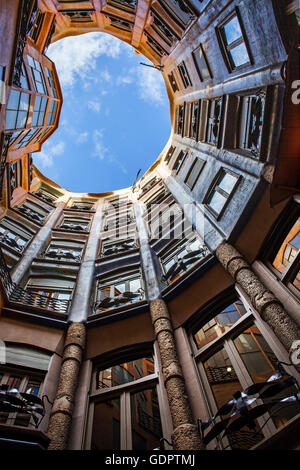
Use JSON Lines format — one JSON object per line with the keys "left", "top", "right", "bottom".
{"left": 206, "top": 98, "right": 223, "bottom": 146}
{"left": 0, "top": 65, "right": 5, "bottom": 105}
{"left": 0, "top": 370, "right": 43, "bottom": 427}
{"left": 63, "top": 11, "right": 94, "bottom": 23}
{"left": 47, "top": 100, "right": 58, "bottom": 126}
{"left": 269, "top": 210, "right": 300, "bottom": 298}
{"left": 0, "top": 218, "right": 31, "bottom": 253}
{"left": 159, "top": 0, "right": 196, "bottom": 29}
{"left": 192, "top": 44, "right": 212, "bottom": 81}
{"left": 27, "top": 56, "right": 47, "bottom": 95}
{"left": 71, "top": 201, "right": 94, "bottom": 210}
{"left": 19, "top": 62, "right": 30, "bottom": 90}
{"left": 59, "top": 216, "right": 90, "bottom": 232}
{"left": 168, "top": 72, "right": 179, "bottom": 92}
{"left": 161, "top": 235, "right": 208, "bottom": 283}
{"left": 25, "top": 276, "right": 74, "bottom": 311}
{"left": 178, "top": 61, "right": 192, "bottom": 88}
{"left": 204, "top": 168, "right": 240, "bottom": 219}
{"left": 28, "top": 9, "right": 44, "bottom": 42}
{"left": 189, "top": 100, "right": 200, "bottom": 139}
{"left": 10, "top": 160, "right": 22, "bottom": 191}
{"left": 95, "top": 270, "right": 144, "bottom": 313}
{"left": 101, "top": 237, "right": 137, "bottom": 257}
{"left": 32, "top": 95, "right": 48, "bottom": 127}
{"left": 147, "top": 198, "right": 185, "bottom": 240}
{"left": 164, "top": 146, "right": 176, "bottom": 165}
{"left": 107, "top": 0, "right": 136, "bottom": 13}
{"left": 13, "top": 128, "right": 41, "bottom": 149}
{"left": 43, "top": 239, "right": 84, "bottom": 262}
{"left": 191, "top": 295, "right": 300, "bottom": 449}
{"left": 237, "top": 92, "right": 265, "bottom": 158}
{"left": 88, "top": 354, "right": 164, "bottom": 450}
{"left": 172, "top": 150, "right": 187, "bottom": 173}
{"left": 151, "top": 13, "right": 178, "bottom": 46}
{"left": 33, "top": 188, "right": 58, "bottom": 205}
{"left": 175, "top": 104, "right": 185, "bottom": 135}
{"left": 217, "top": 10, "right": 252, "bottom": 72}
{"left": 45, "top": 67, "right": 57, "bottom": 98}
{"left": 0, "top": 345, "right": 51, "bottom": 428}
{"left": 184, "top": 157, "right": 205, "bottom": 190}
{"left": 5, "top": 90, "right": 30, "bottom": 130}
{"left": 16, "top": 199, "right": 49, "bottom": 224}
{"left": 32, "top": 127, "right": 51, "bottom": 144}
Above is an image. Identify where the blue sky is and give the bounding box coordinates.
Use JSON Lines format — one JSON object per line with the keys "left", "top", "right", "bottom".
{"left": 33, "top": 32, "right": 170, "bottom": 193}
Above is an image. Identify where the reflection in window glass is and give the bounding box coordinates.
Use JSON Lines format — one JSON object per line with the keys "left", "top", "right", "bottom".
{"left": 223, "top": 16, "right": 242, "bottom": 45}
{"left": 233, "top": 326, "right": 300, "bottom": 429}
{"left": 272, "top": 218, "right": 300, "bottom": 274}
{"left": 203, "top": 347, "right": 263, "bottom": 449}
{"left": 96, "top": 356, "right": 154, "bottom": 389}
{"left": 131, "top": 388, "right": 162, "bottom": 450}
{"left": 193, "top": 300, "right": 246, "bottom": 350}
{"left": 92, "top": 399, "right": 120, "bottom": 450}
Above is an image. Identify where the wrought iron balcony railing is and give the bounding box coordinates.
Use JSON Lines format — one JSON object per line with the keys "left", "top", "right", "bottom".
{"left": 0, "top": 247, "right": 70, "bottom": 314}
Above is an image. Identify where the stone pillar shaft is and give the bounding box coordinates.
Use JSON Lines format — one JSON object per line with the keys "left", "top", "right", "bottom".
{"left": 216, "top": 242, "right": 300, "bottom": 355}
{"left": 150, "top": 298, "right": 202, "bottom": 450}
{"left": 47, "top": 322, "right": 86, "bottom": 450}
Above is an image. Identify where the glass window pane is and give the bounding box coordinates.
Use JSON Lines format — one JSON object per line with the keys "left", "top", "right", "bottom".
{"left": 208, "top": 191, "right": 227, "bottom": 214}
{"left": 223, "top": 16, "right": 242, "bottom": 45}
{"left": 5, "top": 110, "right": 17, "bottom": 129}
{"left": 292, "top": 269, "right": 300, "bottom": 291}
{"left": 7, "top": 89, "right": 20, "bottom": 109}
{"left": 131, "top": 388, "right": 162, "bottom": 450}
{"left": 193, "top": 300, "right": 246, "bottom": 349}
{"left": 272, "top": 218, "right": 300, "bottom": 274}
{"left": 92, "top": 399, "right": 120, "bottom": 450}
{"left": 96, "top": 357, "right": 154, "bottom": 389}
{"left": 229, "top": 42, "right": 249, "bottom": 67}
{"left": 16, "top": 111, "right": 27, "bottom": 129}
{"left": 218, "top": 172, "right": 237, "bottom": 194}
{"left": 19, "top": 93, "right": 29, "bottom": 111}
{"left": 203, "top": 347, "right": 263, "bottom": 449}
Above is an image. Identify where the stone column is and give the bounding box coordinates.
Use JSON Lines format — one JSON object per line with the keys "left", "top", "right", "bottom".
{"left": 68, "top": 200, "right": 104, "bottom": 322}
{"left": 11, "top": 197, "right": 69, "bottom": 284}
{"left": 150, "top": 298, "right": 202, "bottom": 450}
{"left": 47, "top": 322, "right": 86, "bottom": 450}
{"left": 216, "top": 242, "right": 300, "bottom": 356}
{"left": 132, "top": 194, "right": 202, "bottom": 450}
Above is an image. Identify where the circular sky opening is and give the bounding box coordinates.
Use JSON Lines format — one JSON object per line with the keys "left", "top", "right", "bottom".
{"left": 33, "top": 32, "right": 170, "bottom": 193}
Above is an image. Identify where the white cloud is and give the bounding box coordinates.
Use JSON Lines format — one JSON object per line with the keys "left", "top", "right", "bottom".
{"left": 117, "top": 75, "right": 133, "bottom": 85}
{"left": 137, "top": 66, "right": 165, "bottom": 105}
{"left": 34, "top": 140, "right": 65, "bottom": 169}
{"left": 36, "top": 150, "right": 53, "bottom": 168}
{"left": 101, "top": 70, "right": 112, "bottom": 82}
{"left": 50, "top": 141, "right": 65, "bottom": 156}
{"left": 47, "top": 32, "right": 125, "bottom": 88}
{"left": 92, "top": 129, "right": 108, "bottom": 160}
{"left": 88, "top": 100, "right": 101, "bottom": 113}
{"left": 76, "top": 132, "right": 88, "bottom": 143}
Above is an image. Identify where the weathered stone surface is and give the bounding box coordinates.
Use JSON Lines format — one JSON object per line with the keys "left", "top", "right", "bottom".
{"left": 163, "top": 360, "right": 184, "bottom": 382}
{"left": 48, "top": 322, "right": 86, "bottom": 450}
{"left": 216, "top": 242, "right": 300, "bottom": 355}
{"left": 172, "top": 423, "right": 202, "bottom": 451}
{"left": 149, "top": 298, "right": 203, "bottom": 449}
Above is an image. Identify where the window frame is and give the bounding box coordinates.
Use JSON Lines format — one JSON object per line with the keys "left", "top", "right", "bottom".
{"left": 184, "top": 157, "right": 206, "bottom": 190}
{"left": 177, "top": 61, "right": 192, "bottom": 88}
{"left": 216, "top": 8, "right": 253, "bottom": 73}
{"left": 189, "top": 287, "right": 300, "bottom": 450}
{"left": 192, "top": 43, "right": 212, "bottom": 82}
{"left": 203, "top": 168, "right": 241, "bottom": 220}
{"left": 85, "top": 349, "right": 169, "bottom": 450}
